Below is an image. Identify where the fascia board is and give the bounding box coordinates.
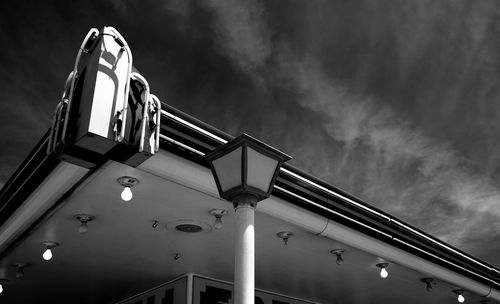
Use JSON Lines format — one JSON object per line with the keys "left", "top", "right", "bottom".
{"left": 0, "top": 162, "right": 88, "bottom": 254}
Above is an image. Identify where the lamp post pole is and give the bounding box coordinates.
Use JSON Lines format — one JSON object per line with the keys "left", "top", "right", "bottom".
{"left": 233, "top": 195, "right": 258, "bottom": 304}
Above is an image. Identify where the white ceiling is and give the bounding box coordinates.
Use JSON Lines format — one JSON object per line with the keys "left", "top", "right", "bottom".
{"left": 0, "top": 160, "right": 488, "bottom": 303}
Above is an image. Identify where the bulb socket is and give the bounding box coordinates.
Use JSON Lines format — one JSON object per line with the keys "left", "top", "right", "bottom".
{"left": 74, "top": 214, "right": 95, "bottom": 233}
{"left": 276, "top": 231, "right": 293, "bottom": 246}
{"left": 210, "top": 209, "right": 228, "bottom": 230}
{"left": 330, "top": 249, "right": 345, "bottom": 266}
{"left": 454, "top": 289, "right": 465, "bottom": 302}
{"left": 42, "top": 241, "right": 59, "bottom": 249}
{"left": 376, "top": 263, "right": 389, "bottom": 278}
{"left": 117, "top": 176, "right": 140, "bottom": 188}
{"left": 453, "top": 289, "right": 465, "bottom": 295}
{"left": 14, "top": 263, "right": 29, "bottom": 279}
{"left": 421, "top": 278, "right": 435, "bottom": 291}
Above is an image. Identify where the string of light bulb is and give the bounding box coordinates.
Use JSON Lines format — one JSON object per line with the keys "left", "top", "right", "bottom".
{"left": 0, "top": 193, "right": 479, "bottom": 301}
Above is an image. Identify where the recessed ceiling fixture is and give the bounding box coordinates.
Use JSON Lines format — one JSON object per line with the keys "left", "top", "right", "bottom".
{"left": 376, "top": 262, "right": 389, "bottom": 279}
{"left": 42, "top": 241, "right": 59, "bottom": 261}
{"left": 0, "top": 278, "right": 7, "bottom": 294}
{"left": 168, "top": 220, "right": 212, "bottom": 234}
{"left": 330, "top": 249, "right": 345, "bottom": 266}
{"left": 210, "top": 209, "right": 228, "bottom": 230}
{"left": 176, "top": 223, "right": 203, "bottom": 233}
{"left": 421, "top": 278, "right": 435, "bottom": 291}
{"left": 276, "top": 231, "right": 293, "bottom": 246}
{"left": 74, "top": 214, "right": 95, "bottom": 234}
{"left": 117, "top": 176, "right": 139, "bottom": 202}
{"left": 14, "top": 263, "right": 29, "bottom": 279}
{"left": 454, "top": 289, "right": 465, "bottom": 303}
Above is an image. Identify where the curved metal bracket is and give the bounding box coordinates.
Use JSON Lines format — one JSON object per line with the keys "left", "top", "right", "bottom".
{"left": 130, "top": 72, "right": 150, "bottom": 153}
{"left": 149, "top": 94, "right": 162, "bottom": 154}
{"left": 61, "top": 28, "right": 99, "bottom": 146}
{"left": 107, "top": 26, "right": 133, "bottom": 143}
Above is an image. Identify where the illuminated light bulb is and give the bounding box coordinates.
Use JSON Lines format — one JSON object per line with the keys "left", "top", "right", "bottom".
{"left": 454, "top": 289, "right": 465, "bottom": 303}
{"left": 117, "top": 177, "right": 139, "bottom": 202}
{"left": 41, "top": 242, "right": 58, "bottom": 261}
{"left": 376, "top": 263, "right": 389, "bottom": 279}
{"left": 43, "top": 248, "right": 53, "bottom": 261}
{"left": 0, "top": 279, "right": 7, "bottom": 294}
{"left": 380, "top": 267, "right": 388, "bottom": 278}
{"left": 121, "top": 186, "right": 133, "bottom": 201}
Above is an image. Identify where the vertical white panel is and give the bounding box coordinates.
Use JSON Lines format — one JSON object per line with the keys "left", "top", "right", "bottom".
{"left": 246, "top": 147, "right": 278, "bottom": 192}
{"left": 212, "top": 147, "right": 242, "bottom": 192}
{"left": 88, "top": 31, "right": 129, "bottom": 139}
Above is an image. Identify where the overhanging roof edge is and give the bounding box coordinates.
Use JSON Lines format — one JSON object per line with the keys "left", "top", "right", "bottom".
{"left": 157, "top": 102, "right": 500, "bottom": 283}
{"left": 1, "top": 102, "right": 499, "bottom": 290}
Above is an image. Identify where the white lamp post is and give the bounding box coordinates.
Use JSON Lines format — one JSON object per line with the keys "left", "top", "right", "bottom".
{"left": 205, "top": 133, "right": 291, "bottom": 304}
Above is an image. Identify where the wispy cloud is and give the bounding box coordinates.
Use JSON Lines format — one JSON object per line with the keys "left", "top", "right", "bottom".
{"left": 201, "top": 0, "right": 500, "bottom": 260}
{"left": 202, "top": 0, "right": 272, "bottom": 73}
{"left": 0, "top": 11, "right": 69, "bottom": 185}
{"left": 284, "top": 57, "right": 500, "bottom": 250}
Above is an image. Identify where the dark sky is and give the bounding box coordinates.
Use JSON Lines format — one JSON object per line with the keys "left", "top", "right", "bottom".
{"left": 2, "top": 1, "right": 500, "bottom": 267}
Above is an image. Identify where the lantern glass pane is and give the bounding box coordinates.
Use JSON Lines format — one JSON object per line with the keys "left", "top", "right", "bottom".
{"left": 246, "top": 147, "right": 279, "bottom": 193}
{"left": 212, "top": 147, "right": 242, "bottom": 192}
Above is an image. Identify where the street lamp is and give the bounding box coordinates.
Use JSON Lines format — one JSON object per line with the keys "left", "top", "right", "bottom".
{"left": 205, "top": 133, "right": 291, "bottom": 203}
{"left": 205, "top": 133, "right": 291, "bottom": 304}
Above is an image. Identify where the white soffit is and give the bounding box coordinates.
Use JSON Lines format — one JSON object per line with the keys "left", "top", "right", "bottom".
{"left": 0, "top": 161, "right": 88, "bottom": 253}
